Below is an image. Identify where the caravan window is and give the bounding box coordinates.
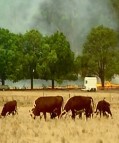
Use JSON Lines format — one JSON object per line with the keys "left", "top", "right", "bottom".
{"left": 85, "top": 80, "right": 88, "bottom": 84}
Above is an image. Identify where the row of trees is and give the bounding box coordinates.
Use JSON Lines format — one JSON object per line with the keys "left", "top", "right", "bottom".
{"left": 0, "top": 29, "right": 75, "bottom": 89}
{"left": 0, "top": 25, "right": 119, "bottom": 89}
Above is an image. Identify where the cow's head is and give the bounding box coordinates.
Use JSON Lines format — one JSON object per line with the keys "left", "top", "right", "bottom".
{"left": 1, "top": 107, "right": 6, "bottom": 117}
{"left": 50, "top": 108, "right": 58, "bottom": 119}
{"left": 30, "top": 107, "right": 41, "bottom": 119}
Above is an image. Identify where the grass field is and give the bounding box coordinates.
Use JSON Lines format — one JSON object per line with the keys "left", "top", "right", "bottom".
{"left": 0, "top": 89, "right": 119, "bottom": 143}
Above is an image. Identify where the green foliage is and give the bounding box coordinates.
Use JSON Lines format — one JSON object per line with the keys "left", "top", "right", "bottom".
{"left": 0, "top": 46, "right": 6, "bottom": 80}
{"left": 82, "top": 25, "right": 118, "bottom": 87}
{"left": 22, "top": 29, "right": 43, "bottom": 78}
{"left": 20, "top": 29, "right": 43, "bottom": 89}
{"left": 36, "top": 31, "right": 75, "bottom": 88}
{"left": 50, "top": 31, "right": 74, "bottom": 77}
{"left": 0, "top": 28, "right": 19, "bottom": 84}
{"left": 6, "top": 33, "right": 24, "bottom": 82}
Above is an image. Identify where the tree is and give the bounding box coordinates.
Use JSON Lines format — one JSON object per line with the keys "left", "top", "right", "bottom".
{"left": 37, "top": 31, "right": 74, "bottom": 89}
{"left": 0, "top": 28, "right": 18, "bottom": 85}
{"left": 0, "top": 45, "right": 6, "bottom": 85}
{"left": 82, "top": 25, "right": 118, "bottom": 88}
{"left": 6, "top": 33, "right": 25, "bottom": 82}
{"left": 22, "top": 29, "right": 43, "bottom": 89}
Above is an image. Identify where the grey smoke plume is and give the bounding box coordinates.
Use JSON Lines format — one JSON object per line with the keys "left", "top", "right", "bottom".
{"left": 0, "top": 0, "right": 118, "bottom": 53}
{"left": 0, "top": 0, "right": 41, "bottom": 33}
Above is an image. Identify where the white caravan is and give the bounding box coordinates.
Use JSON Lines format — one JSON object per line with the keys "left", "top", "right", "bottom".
{"left": 82, "top": 77, "right": 97, "bottom": 91}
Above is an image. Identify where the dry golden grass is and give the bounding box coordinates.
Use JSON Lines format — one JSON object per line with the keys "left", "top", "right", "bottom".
{"left": 0, "top": 89, "right": 119, "bottom": 143}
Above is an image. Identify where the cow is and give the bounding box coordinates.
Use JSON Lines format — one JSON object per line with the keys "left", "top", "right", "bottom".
{"left": 30, "top": 96, "right": 63, "bottom": 120}
{"left": 95, "top": 99, "right": 112, "bottom": 118}
{"left": 61, "top": 96, "right": 94, "bottom": 120}
{"left": 1, "top": 100, "right": 17, "bottom": 117}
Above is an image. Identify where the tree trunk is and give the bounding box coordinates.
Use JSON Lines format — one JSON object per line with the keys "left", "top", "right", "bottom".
{"left": 52, "top": 79, "right": 54, "bottom": 89}
{"left": 31, "top": 70, "right": 34, "bottom": 90}
{"left": 31, "top": 76, "right": 33, "bottom": 90}
{"left": 1, "top": 77, "right": 5, "bottom": 85}
{"left": 100, "top": 76, "right": 105, "bottom": 90}
{"left": 99, "top": 65, "right": 105, "bottom": 90}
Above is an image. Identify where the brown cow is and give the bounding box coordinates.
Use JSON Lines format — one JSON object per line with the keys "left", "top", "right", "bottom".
{"left": 30, "top": 96, "right": 63, "bottom": 120}
{"left": 95, "top": 99, "right": 112, "bottom": 118}
{"left": 1, "top": 100, "right": 17, "bottom": 117}
{"left": 61, "top": 96, "right": 94, "bottom": 120}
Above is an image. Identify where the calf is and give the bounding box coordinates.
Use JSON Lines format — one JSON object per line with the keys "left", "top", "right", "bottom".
{"left": 1, "top": 100, "right": 17, "bottom": 117}
{"left": 95, "top": 99, "right": 112, "bottom": 118}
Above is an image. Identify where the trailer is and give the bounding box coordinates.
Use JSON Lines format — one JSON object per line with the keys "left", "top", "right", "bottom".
{"left": 82, "top": 77, "right": 97, "bottom": 91}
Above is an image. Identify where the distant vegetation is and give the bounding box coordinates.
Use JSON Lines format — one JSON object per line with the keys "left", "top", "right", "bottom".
{"left": 0, "top": 24, "right": 119, "bottom": 89}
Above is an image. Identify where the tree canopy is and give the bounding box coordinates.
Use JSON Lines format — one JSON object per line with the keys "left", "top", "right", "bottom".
{"left": 0, "top": 24, "right": 119, "bottom": 89}
{"left": 0, "top": 28, "right": 19, "bottom": 85}
{"left": 82, "top": 25, "right": 118, "bottom": 87}
{"left": 36, "top": 31, "right": 75, "bottom": 89}
{"left": 21, "top": 29, "right": 43, "bottom": 89}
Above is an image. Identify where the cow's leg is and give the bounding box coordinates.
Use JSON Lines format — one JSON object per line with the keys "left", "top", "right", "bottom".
{"left": 71, "top": 110, "right": 75, "bottom": 120}
{"left": 79, "top": 112, "right": 82, "bottom": 119}
{"left": 103, "top": 111, "right": 105, "bottom": 116}
{"left": 33, "top": 116, "right": 36, "bottom": 119}
{"left": 85, "top": 109, "right": 88, "bottom": 120}
{"left": 7, "top": 112, "right": 10, "bottom": 116}
{"left": 12, "top": 111, "right": 15, "bottom": 115}
{"left": 85, "top": 107, "right": 93, "bottom": 119}
{"left": 57, "top": 108, "right": 61, "bottom": 118}
{"left": 43, "top": 112, "right": 47, "bottom": 121}
{"left": 40, "top": 114, "right": 42, "bottom": 119}
{"left": 108, "top": 109, "right": 112, "bottom": 117}
{"left": 103, "top": 111, "right": 109, "bottom": 118}
{"left": 89, "top": 105, "right": 93, "bottom": 118}
{"left": 15, "top": 108, "right": 18, "bottom": 115}
{"left": 85, "top": 107, "right": 90, "bottom": 120}
{"left": 110, "top": 112, "right": 112, "bottom": 117}
{"left": 99, "top": 111, "right": 101, "bottom": 118}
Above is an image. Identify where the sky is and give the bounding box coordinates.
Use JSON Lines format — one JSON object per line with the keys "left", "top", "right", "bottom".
{"left": 0, "top": 0, "right": 118, "bottom": 53}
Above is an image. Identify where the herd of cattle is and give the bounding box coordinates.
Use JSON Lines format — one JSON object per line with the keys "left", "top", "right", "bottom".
{"left": 0, "top": 95, "right": 112, "bottom": 120}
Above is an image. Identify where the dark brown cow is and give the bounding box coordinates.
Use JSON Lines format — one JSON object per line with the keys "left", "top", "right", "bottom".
{"left": 1, "top": 100, "right": 17, "bottom": 117}
{"left": 61, "top": 96, "right": 94, "bottom": 120}
{"left": 30, "top": 96, "right": 63, "bottom": 120}
{"left": 95, "top": 99, "right": 112, "bottom": 118}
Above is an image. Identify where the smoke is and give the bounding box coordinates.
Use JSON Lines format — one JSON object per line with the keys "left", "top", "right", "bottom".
{"left": 0, "top": 0, "right": 41, "bottom": 33}
{"left": 0, "top": 0, "right": 118, "bottom": 53}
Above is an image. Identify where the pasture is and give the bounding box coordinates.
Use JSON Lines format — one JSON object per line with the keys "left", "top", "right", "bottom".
{"left": 0, "top": 89, "right": 119, "bottom": 143}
